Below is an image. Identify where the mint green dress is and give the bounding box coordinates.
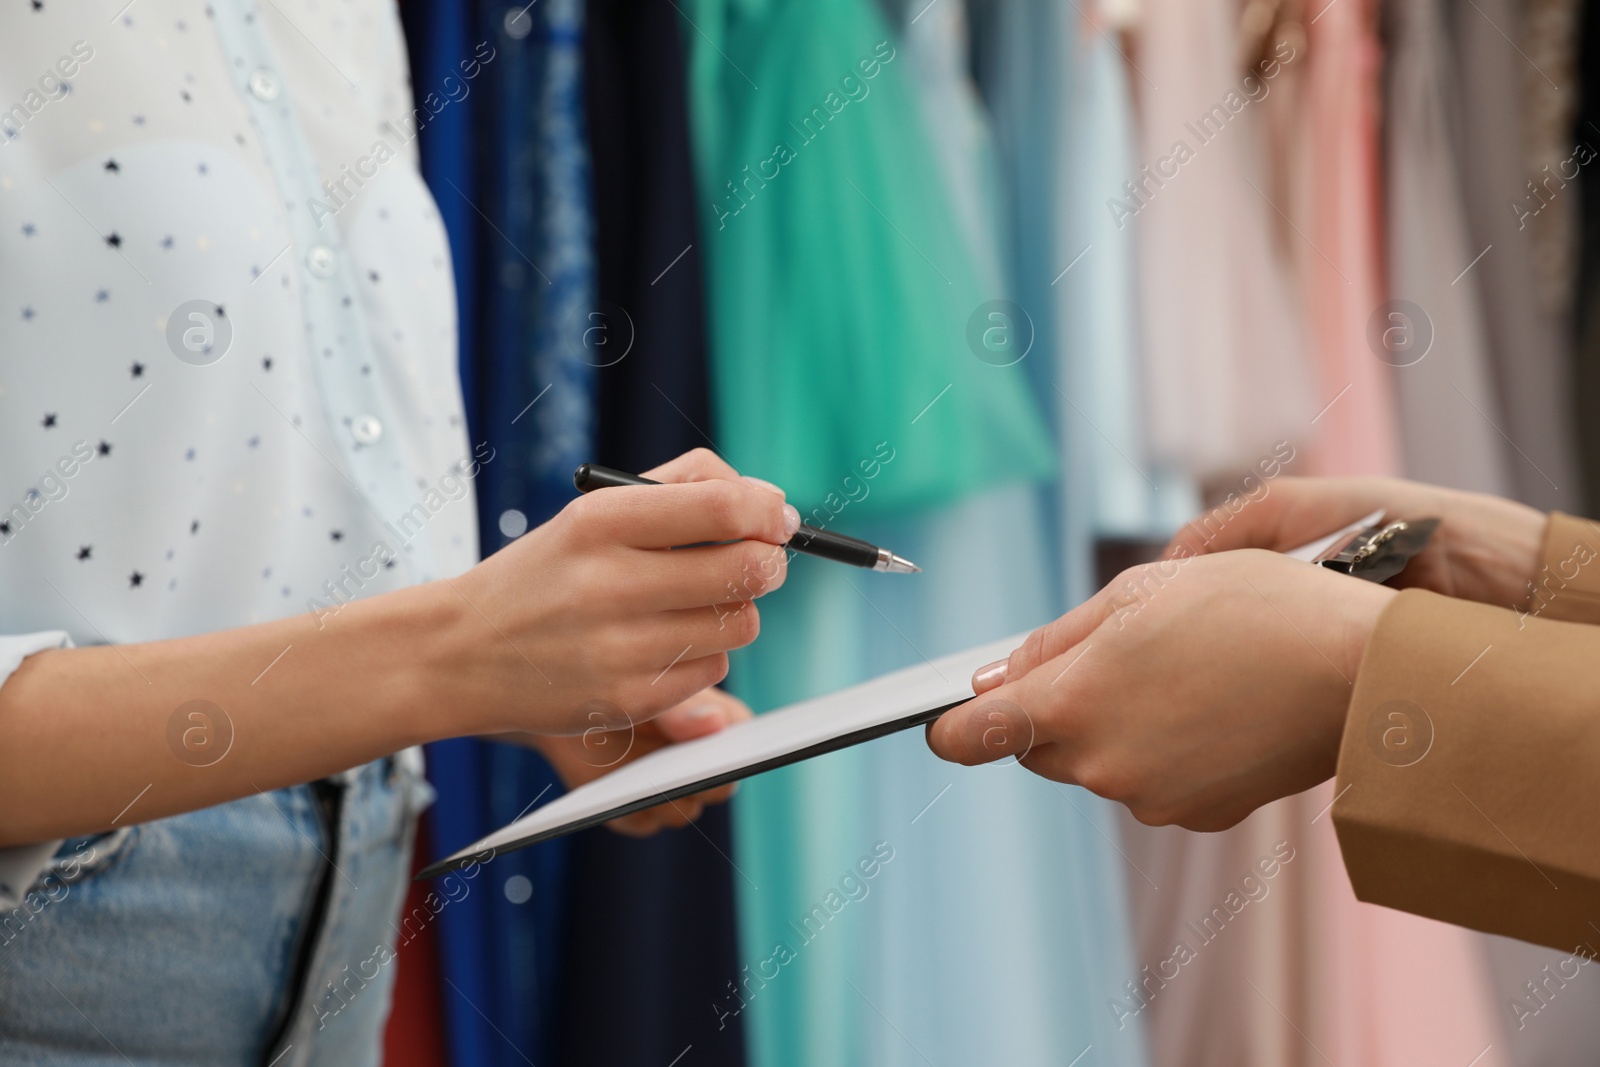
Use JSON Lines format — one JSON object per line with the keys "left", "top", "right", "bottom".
{"left": 683, "top": 0, "right": 1054, "bottom": 517}
{"left": 685, "top": 1, "right": 1154, "bottom": 1065}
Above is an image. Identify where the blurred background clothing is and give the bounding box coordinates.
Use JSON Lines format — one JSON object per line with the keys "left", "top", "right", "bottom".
{"left": 387, "top": 0, "right": 1600, "bottom": 1064}
{"left": 398, "top": 2, "right": 748, "bottom": 1065}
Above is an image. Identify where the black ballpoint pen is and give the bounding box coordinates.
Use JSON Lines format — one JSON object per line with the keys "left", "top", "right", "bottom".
{"left": 573, "top": 464, "right": 922, "bottom": 573}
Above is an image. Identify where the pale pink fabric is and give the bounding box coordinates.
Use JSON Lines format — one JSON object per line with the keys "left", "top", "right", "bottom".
{"left": 1291, "top": 0, "right": 1401, "bottom": 477}
{"left": 1121, "top": 784, "right": 1509, "bottom": 1067}
{"left": 1121, "top": 1, "right": 1509, "bottom": 1064}
{"left": 1133, "top": 0, "right": 1314, "bottom": 483}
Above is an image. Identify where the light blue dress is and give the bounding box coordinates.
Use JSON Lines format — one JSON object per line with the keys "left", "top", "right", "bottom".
{"left": 713, "top": 3, "right": 1157, "bottom": 1065}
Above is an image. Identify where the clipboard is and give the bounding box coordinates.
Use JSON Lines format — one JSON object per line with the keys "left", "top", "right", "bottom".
{"left": 417, "top": 632, "right": 1023, "bottom": 880}
{"left": 420, "top": 508, "right": 1433, "bottom": 880}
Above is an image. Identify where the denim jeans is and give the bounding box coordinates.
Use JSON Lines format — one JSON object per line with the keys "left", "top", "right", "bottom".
{"left": 0, "top": 755, "right": 430, "bottom": 1066}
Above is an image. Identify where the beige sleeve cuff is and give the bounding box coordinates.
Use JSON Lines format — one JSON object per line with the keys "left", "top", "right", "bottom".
{"left": 1332, "top": 588, "right": 1600, "bottom": 952}
{"left": 1531, "top": 512, "right": 1600, "bottom": 625}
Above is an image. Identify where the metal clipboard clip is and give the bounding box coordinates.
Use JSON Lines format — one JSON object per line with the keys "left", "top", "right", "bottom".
{"left": 1310, "top": 517, "right": 1440, "bottom": 584}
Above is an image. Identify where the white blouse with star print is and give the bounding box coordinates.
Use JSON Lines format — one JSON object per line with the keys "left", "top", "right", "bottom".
{"left": 0, "top": 0, "right": 482, "bottom": 897}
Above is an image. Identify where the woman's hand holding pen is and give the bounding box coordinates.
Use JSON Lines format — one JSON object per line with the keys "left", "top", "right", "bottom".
{"left": 440, "top": 449, "right": 799, "bottom": 737}
{"left": 0, "top": 448, "right": 790, "bottom": 847}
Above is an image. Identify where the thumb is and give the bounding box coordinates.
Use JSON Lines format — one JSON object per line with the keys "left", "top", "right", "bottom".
{"left": 973, "top": 587, "right": 1119, "bottom": 692}
{"left": 653, "top": 689, "right": 753, "bottom": 743}
{"left": 1163, "top": 491, "right": 1290, "bottom": 559}
{"left": 926, "top": 690, "right": 1037, "bottom": 766}
{"left": 653, "top": 701, "right": 727, "bottom": 742}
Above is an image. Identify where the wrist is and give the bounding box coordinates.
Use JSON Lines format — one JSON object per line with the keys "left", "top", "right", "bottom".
{"left": 1449, "top": 497, "right": 1547, "bottom": 608}
{"left": 347, "top": 578, "right": 479, "bottom": 745}
{"left": 1496, "top": 507, "right": 1549, "bottom": 610}
{"left": 1335, "top": 576, "right": 1397, "bottom": 686}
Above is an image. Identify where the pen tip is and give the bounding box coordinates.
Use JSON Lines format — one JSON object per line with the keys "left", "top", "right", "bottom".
{"left": 887, "top": 554, "right": 921, "bottom": 574}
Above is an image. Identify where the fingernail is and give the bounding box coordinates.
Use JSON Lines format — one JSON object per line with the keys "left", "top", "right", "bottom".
{"left": 972, "top": 658, "right": 1008, "bottom": 691}
{"left": 782, "top": 504, "right": 801, "bottom": 539}
{"left": 743, "top": 475, "right": 786, "bottom": 498}
{"left": 681, "top": 703, "right": 719, "bottom": 722}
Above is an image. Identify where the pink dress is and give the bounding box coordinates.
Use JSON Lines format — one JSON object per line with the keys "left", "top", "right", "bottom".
{"left": 1122, "top": 0, "right": 1509, "bottom": 1063}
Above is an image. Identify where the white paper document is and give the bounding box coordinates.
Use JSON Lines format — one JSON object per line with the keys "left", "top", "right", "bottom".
{"left": 1282, "top": 508, "right": 1384, "bottom": 562}
{"left": 419, "top": 631, "right": 1029, "bottom": 878}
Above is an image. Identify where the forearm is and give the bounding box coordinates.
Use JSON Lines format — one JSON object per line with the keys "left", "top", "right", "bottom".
{"left": 0, "top": 582, "right": 463, "bottom": 846}
{"left": 0, "top": 455, "right": 795, "bottom": 846}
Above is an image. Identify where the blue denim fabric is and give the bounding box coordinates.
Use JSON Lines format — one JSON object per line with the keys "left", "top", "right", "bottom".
{"left": 0, "top": 756, "right": 430, "bottom": 1066}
